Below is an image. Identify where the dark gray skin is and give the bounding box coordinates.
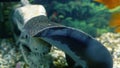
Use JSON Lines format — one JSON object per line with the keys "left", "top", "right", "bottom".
{"left": 24, "top": 16, "right": 113, "bottom": 68}
{"left": 34, "top": 27, "right": 113, "bottom": 68}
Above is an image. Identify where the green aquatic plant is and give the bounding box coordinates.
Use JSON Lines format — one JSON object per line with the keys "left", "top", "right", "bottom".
{"left": 44, "top": 0, "right": 112, "bottom": 37}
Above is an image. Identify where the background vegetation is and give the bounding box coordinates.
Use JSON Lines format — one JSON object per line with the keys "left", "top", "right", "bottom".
{"left": 0, "top": 0, "right": 113, "bottom": 38}
{"left": 32, "top": 0, "right": 113, "bottom": 37}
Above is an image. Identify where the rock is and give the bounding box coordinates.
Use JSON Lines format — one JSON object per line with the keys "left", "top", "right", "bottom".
{"left": 0, "top": 39, "right": 22, "bottom": 68}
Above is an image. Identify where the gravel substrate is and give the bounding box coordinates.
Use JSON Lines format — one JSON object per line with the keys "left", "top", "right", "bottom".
{"left": 0, "top": 32, "right": 120, "bottom": 68}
